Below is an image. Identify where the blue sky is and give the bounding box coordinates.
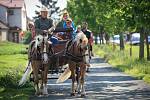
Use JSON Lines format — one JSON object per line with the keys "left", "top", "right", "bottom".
{"left": 24, "top": 0, "right": 67, "bottom": 19}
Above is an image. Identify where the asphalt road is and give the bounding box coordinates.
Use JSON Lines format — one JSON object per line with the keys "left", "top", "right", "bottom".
{"left": 30, "top": 56, "right": 150, "bottom": 100}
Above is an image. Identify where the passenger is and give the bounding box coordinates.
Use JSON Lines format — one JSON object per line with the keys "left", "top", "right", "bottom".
{"left": 57, "top": 11, "right": 76, "bottom": 30}
{"left": 76, "top": 25, "right": 82, "bottom": 33}
{"left": 64, "top": 18, "right": 76, "bottom": 40}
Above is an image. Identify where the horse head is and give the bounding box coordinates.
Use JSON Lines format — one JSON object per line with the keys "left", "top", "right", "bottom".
{"left": 75, "top": 32, "right": 88, "bottom": 50}
{"left": 34, "top": 33, "right": 51, "bottom": 64}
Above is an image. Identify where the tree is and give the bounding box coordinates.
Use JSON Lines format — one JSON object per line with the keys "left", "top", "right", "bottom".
{"left": 67, "top": 0, "right": 150, "bottom": 59}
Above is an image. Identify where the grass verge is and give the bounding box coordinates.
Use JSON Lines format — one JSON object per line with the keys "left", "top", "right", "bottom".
{"left": 0, "top": 41, "right": 33, "bottom": 100}
{"left": 93, "top": 44, "right": 150, "bottom": 84}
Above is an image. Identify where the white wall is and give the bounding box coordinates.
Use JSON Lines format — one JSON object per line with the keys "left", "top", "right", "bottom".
{"left": 0, "top": 6, "right": 8, "bottom": 24}
{"left": 8, "top": 9, "right": 22, "bottom": 28}
{"left": 0, "top": 30, "right": 8, "bottom": 41}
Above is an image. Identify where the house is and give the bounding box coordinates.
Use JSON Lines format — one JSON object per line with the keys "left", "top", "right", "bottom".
{"left": 0, "top": 0, "right": 27, "bottom": 43}
{"left": 0, "top": 20, "right": 9, "bottom": 41}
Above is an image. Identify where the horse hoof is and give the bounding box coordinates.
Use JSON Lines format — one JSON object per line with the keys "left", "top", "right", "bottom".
{"left": 43, "top": 91, "right": 48, "bottom": 95}
{"left": 43, "top": 93, "right": 49, "bottom": 97}
{"left": 37, "top": 94, "right": 44, "bottom": 97}
{"left": 81, "top": 94, "right": 86, "bottom": 98}
{"left": 86, "top": 70, "right": 90, "bottom": 72}
{"left": 70, "top": 93, "right": 75, "bottom": 96}
{"left": 35, "top": 93, "right": 41, "bottom": 97}
{"left": 35, "top": 92, "right": 41, "bottom": 96}
{"left": 75, "top": 89, "right": 78, "bottom": 93}
{"left": 78, "top": 91, "right": 81, "bottom": 94}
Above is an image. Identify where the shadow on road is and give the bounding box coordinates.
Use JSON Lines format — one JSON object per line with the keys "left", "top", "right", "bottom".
{"left": 30, "top": 57, "right": 150, "bottom": 100}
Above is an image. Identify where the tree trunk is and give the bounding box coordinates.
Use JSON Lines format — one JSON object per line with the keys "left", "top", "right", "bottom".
{"left": 95, "top": 36, "right": 98, "bottom": 44}
{"left": 145, "top": 31, "right": 150, "bottom": 60}
{"left": 105, "top": 33, "right": 109, "bottom": 44}
{"left": 119, "top": 33, "right": 124, "bottom": 50}
{"left": 139, "top": 27, "right": 145, "bottom": 59}
{"left": 130, "top": 33, "right": 132, "bottom": 56}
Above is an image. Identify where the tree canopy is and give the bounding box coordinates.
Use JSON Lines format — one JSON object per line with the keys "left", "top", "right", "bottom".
{"left": 67, "top": 0, "right": 150, "bottom": 35}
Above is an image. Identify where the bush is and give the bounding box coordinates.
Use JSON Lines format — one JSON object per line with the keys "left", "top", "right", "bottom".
{"left": 0, "top": 71, "right": 20, "bottom": 88}
{"left": 0, "top": 68, "right": 31, "bottom": 88}
{"left": 23, "top": 31, "right": 32, "bottom": 44}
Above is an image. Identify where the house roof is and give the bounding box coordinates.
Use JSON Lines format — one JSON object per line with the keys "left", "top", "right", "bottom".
{"left": 0, "top": 20, "right": 9, "bottom": 29}
{"left": 0, "top": 0, "right": 24, "bottom": 8}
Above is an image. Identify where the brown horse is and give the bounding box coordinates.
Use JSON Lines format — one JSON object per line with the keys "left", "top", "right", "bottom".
{"left": 68, "top": 32, "right": 88, "bottom": 97}
{"left": 53, "top": 32, "right": 89, "bottom": 97}
{"left": 28, "top": 34, "right": 52, "bottom": 96}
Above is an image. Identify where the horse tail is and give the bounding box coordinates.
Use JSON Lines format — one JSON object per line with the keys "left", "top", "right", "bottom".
{"left": 56, "top": 67, "right": 71, "bottom": 83}
{"left": 19, "top": 61, "right": 32, "bottom": 86}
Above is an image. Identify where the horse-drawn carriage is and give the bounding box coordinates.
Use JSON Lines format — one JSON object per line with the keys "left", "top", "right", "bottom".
{"left": 19, "top": 27, "right": 91, "bottom": 97}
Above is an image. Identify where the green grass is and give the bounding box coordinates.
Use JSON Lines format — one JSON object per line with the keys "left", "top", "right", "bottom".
{"left": 0, "top": 41, "right": 27, "bottom": 55}
{"left": 93, "top": 44, "right": 150, "bottom": 84}
{"left": 0, "top": 54, "right": 27, "bottom": 74}
{"left": 0, "top": 87, "right": 34, "bottom": 100}
{"left": 0, "top": 41, "right": 33, "bottom": 100}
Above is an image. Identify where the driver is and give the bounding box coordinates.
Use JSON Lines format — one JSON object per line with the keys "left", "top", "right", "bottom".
{"left": 34, "top": 7, "right": 53, "bottom": 35}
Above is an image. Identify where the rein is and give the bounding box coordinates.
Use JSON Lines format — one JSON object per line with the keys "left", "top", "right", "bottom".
{"left": 65, "top": 40, "right": 87, "bottom": 62}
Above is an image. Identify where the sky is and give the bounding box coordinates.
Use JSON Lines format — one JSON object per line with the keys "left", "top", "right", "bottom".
{"left": 24, "top": 0, "right": 67, "bottom": 19}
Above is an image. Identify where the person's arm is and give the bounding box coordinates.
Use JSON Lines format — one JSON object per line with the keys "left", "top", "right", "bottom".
{"left": 71, "top": 22, "right": 76, "bottom": 39}
{"left": 72, "top": 29, "right": 77, "bottom": 39}
{"left": 63, "top": 22, "right": 67, "bottom": 28}
{"left": 72, "top": 21, "right": 76, "bottom": 31}
{"left": 34, "top": 19, "right": 43, "bottom": 34}
{"left": 49, "top": 18, "right": 54, "bottom": 28}
{"left": 47, "top": 19, "right": 55, "bottom": 33}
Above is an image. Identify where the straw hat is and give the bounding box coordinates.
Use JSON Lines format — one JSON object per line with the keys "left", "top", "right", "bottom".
{"left": 40, "top": 7, "right": 48, "bottom": 12}
{"left": 63, "top": 11, "right": 69, "bottom": 16}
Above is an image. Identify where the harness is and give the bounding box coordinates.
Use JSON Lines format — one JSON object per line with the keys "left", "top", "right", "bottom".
{"left": 64, "top": 40, "right": 88, "bottom": 63}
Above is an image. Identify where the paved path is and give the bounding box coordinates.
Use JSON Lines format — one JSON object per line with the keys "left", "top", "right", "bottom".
{"left": 30, "top": 57, "right": 150, "bottom": 100}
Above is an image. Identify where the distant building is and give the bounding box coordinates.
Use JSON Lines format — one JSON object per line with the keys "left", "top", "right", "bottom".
{"left": 0, "top": 20, "right": 9, "bottom": 41}
{"left": 0, "top": 0, "right": 27, "bottom": 43}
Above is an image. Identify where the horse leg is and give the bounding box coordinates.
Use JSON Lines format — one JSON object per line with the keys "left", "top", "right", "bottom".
{"left": 42, "top": 64, "right": 49, "bottom": 95}
{"left": 77, "top": 77, "right": 81, "bottom": 94}
{"left": 75, "top": 66, "right": 80, "bottom": 93}
{"left": 31, "top": 61, "right": 40, "bottom": 95}
{"left": 80, "top": 64, "right": 86, "bottom": 97}
{"left": 69, "top": 63, "right": 76, "bottom": 96}
{"left": 77, "top": 66, "right": 82, "bottom": 94}
{"left": 77, "top": 67, "right": 82, "bottom": 94}
{"left": 39, "top": 70, "right": 43, "bottom": 94}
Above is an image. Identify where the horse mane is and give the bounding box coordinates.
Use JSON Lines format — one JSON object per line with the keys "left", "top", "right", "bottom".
{"left": 34, "top": 34, "right": 49, "bottom": 49}
{"left": 75, "top": 32, "right": 88, "bottom": 46}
